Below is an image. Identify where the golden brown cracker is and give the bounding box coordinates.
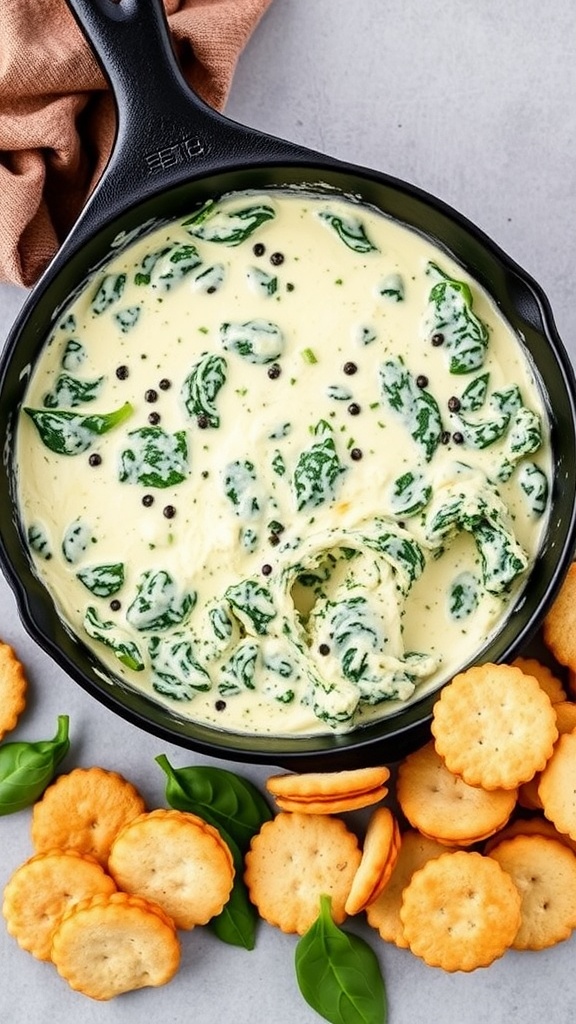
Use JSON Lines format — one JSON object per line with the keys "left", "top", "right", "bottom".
{"left": 399, "top": 850, "right": 521, "bottom": 971}
{"left": 266, "top": 766, "right": 390, "bottom": 800}
{"left": 31, "top": 766, "right": 145, "bottom": 866}
{"left": 512, "top": 656, "right": 567, "bottom": 703}
{"left": 553, "top": 701, "right": 576, "bottom": 735}
{"left": 51, "top": 891, "right": 180, "bottom": 1000}
{"left": 517, "top": 774, "right": 543, "bottom": 811}
{"left": 2, "top": 849, "right": 116, "bottom": 961}
{"left": 483, "top": 814, "right": 576, "bottom": 856}
{"left": 244, "top": 811, "right": 361, "bottom": 935}
{"left": 365, "top": 830, "right": 456, "bottom": 948}
{"left": 538, "top": 731, "right": 576, "bottom": 839}
{"left": 344, "top": 807, "right": 401, "bottom": 916}
{"left": 431, "top": 663, "right": 557, "bottom": 790}
{"left": 396, "top": 741, "right": 516, "bottom": 846}
{"left": 543, "top": 563, "right": 576, "bottom": 669}
{"left": 271, "top": 785, "right": 388, "bottom": 815}
{"left": 488, "top": 834, "right": 576, "bottom": 949}
{"left": 108, "top": 808, "right": 234, "bottom": 930}
{"left": 0, "top": 641, "right": 27, "bottom": 740}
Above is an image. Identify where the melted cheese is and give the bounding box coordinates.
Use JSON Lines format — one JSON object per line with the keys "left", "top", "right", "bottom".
{"left": 16, "top": 191, "right": 551, "bottom": 736}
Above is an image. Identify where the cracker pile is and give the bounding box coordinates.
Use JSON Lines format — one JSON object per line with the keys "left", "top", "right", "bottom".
{"left": 3, "top": 766, "right": 234, "bottom": 999}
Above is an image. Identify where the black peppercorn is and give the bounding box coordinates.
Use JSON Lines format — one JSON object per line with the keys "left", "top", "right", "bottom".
{"left": 145, "top": 388, "right": 158, "bottom": 403}
{"left": 441, "top": 431, "right": 451, "bottom": 444}
{"left": 163, "top": 505, "right": 176, "bottom": 519}
{"left": 110, "top": 599, "right": 121, "bottom": 612}
{"left": 431, "top": 332, "right": 445, "bottom": 346}
{"left": 416, "top": 374, "right": 429, "bottom": 389}
{"left": 452, "top": 431, "right": 465, "bottom": 444}
{"left": 142, "top": 494, "right": 154, "bottom": 507}
{"left": 88, "top": 453, "right": 102, "bottom": 467}
{"left": 148, "top": 411, "right": 161, "bottom": 425}
{"left": 253, "top": 243, "right": 265, "bottom": 257}
{"left": 319, "top": 643, "right": 330, "bottom": 656}
{"left": 267, "top": 363, "right": 281, "bottom": 380}
{"left": 448, "top": 396, "right": 461, "bottom": 412}
{"left": 261, "top": 563, "right": 272, "bottom": 576}
{"left": 343, "top": 361, "right": 358, "bottom": 375}
{"left": 197, "top": 414, "right": 209, "bottom": 429}
{"left": 116, "top": 365, "right": 129, "bottom": 380}
{"left": 350, "top": 448, "right": 363, "bottom": 461}
{"left": 270, "top": 252, "right": 284, "bottom": 266}
{"left": 347, "top": 402, "right": 361, "bottom": 416}
{"left": 215, "top": 700, "right": 227, "bottom": 711}
{"left": 159, "top": 378, "right": 171, "bottom": 391}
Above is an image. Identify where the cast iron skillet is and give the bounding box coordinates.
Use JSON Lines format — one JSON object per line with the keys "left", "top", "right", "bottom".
{"left": 1, "top": 0, "right": 575, "bottom": 769}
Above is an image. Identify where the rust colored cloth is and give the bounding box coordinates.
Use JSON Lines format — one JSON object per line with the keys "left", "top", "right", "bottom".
{"left": 0, "top": 0, "right": 273, "bottom": 287}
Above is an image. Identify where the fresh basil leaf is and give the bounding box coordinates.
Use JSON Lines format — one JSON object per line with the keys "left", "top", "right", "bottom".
{"left": 425, "top": 262, "right": 489, "bottom": 374}
{"left": 295, "top": 894, "right": 387, "bottom": 1024}
{"left": 220, "top": 319, "right": 284, "bottom": 364}
{"left": 76, "top": 562, "right": 125, "bottom": 597}
{"left": 318, "top": 211, "right": 379, "bottom": 253}
{"left": 293, "top": 420, "right": 345, "bottom": 511}
{"left": 0, "top": 716, "right": 70, "bottom": 816}
{"left": 458, "top": 412, "right": 510, "bottom": 449}
{"left": 24, "top": 402, "right": 133, "bottom": 456}
{"left": 126, "top": 570, "right": 195, "bottom": 632}
{"left": 182, "top": 353, "right": 227, "bottom": 427}
{"left": 118, "top": 426, "right": 188, "bottom": 488}
{"left": 183, "top": 202, "right": 276, "bottom": 245}
{"left": 149, "top": 243, "right": 202, "bottom": 291}
{"left": 155, "top": 756, "right": 272, "bottom": 850}
{"left": 379, "top": 359, "right": 443, "bottom": 461}
{"left": 133, "top": 245, "right": 172, "bottom": 286}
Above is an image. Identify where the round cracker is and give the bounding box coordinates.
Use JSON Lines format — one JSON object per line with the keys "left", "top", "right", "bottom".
{"left": 266, "top": 766, "right": 389, "bottom": 800}
{"left": 488, "top": 834, "right": 576, "bottom": 949}
{"left": 345, "top": 807, "right": 400, "bottom": 915}
{"left": 538, "top": 731, "right": 576, "bottom": 839}
{"left": 397, "top": 741, "right": 516, "bottom": 845}
{"left": 399, "top": 850, "right": 521, "bottom": 972}
{"left": 483, "top": 814, "right": 576, "bottom": 857}
{"left": 2, "top": 849, "right": 116, "bottom": 961}
{"left": 272, "top": 785, "right": 388, "bottom": 815}
{"left": 0, "top": 641, "right": 27, "bottom": 740}
{"left": 543, "top": 562, "right": 576, "bottom": 668}
{"left": 512, "top": 656, "right": 567, "bottom": 703}
{"left": 244, "top": 812, "right": 361, "bottom": 935}
{"left": 108, "top": 808, "right": 234, "bottom": 929}
{"left": 366, "top": 831, "right": 457, "bottom": 948}
{"left": 431, "top": 663, "right": 558, "bottom": 790}
{"left": 553, "top": 701, "right": 576, "bottom": 735}
{"left": 51, "top": 891, "right": 180, "bottom": 1000}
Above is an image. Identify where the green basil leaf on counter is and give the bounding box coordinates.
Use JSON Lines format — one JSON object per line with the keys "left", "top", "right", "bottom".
{"left": 318, "top": 211, "right": 379, "bottom": 253}
{"left": 156, "top": 756, "right": 273, "bottom": 950}
{"left": 118, "top": 426, "right": 188, "bottom": 488}
{"left": 0, "top": 716, "right": 70, "bottom": 816}
{"left": 76, "top": 562, "right": 125, "bottom": 597}
{"left": 182, "top": 353, "right": 228, "bottom": 428}
{"left": 155, "top": 756, "right": 272, "bottom": 851}
{"left": 295, "top": 894, "right": 387, "bottom": 1024}
{"left": 24, "top": 402, "right": 133, "bottom": 456}
{"left": 183, "top": 201, "right": 276, "bottom": 245}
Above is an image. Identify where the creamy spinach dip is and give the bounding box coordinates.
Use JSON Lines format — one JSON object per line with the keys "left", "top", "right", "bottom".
{"left": 16, "top": 190, "right": 551, "bottom": 736}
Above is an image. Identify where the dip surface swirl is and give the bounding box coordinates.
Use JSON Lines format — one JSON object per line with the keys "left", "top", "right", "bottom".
{"left": 16, "top": 191, "right": 551, "bottom": 736}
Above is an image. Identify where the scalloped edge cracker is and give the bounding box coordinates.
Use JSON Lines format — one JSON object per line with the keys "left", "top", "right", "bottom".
{"left": 0, "top": 641, "right": 28, "bottom": 740}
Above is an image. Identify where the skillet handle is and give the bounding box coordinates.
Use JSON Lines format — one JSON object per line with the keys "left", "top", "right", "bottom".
{"left": 63, "top": 0, "right": 313, "bottom": 251}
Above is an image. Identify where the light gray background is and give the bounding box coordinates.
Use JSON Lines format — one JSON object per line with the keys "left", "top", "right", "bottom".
{"left": 1, "top": 1, "right": 576, "bottom": 1021}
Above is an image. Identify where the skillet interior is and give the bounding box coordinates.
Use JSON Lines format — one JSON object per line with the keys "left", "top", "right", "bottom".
{"left": 2, "top": 159, "right": 576, "bottom": 769}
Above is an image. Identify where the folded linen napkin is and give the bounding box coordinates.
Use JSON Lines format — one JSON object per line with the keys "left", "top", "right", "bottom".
{"left": 0, "top": 0, "right": 273, "bottom": 287}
